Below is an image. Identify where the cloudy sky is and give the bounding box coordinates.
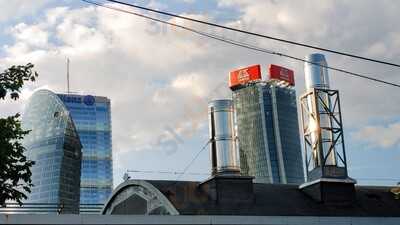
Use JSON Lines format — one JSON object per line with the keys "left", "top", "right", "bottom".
{"left": 0, "top": 0, "right": 399, "bottom": 186}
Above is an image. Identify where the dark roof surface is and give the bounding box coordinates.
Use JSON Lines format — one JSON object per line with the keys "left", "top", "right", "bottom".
{"left": 148, "top": 180, "right": 400, "bottom": 217}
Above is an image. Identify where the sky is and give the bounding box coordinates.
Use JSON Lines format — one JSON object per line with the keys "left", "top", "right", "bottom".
{"left": 0, "top": 0, "right": 399, "bottom": 187}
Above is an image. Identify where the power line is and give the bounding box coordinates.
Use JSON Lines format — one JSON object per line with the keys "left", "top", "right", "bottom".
{"left": 151, "top": 140, "right": 211, "bottom": 189}
{"left": 127, "top": 170, "right": 209, "bottom": 176}
{"left": 82, "top": 0, "right": 400, "bottom": 88}
{"left": 174, "top": 140, "right": 210, "bottom": 182}
{"left": 125, "top": 169, "right": 399, "bottom": 183}
{"left": 127, "top": 170, "right": 400, "bottom": 182}
{"left": 102, "top": 0, "right": 400, "bottom": 69}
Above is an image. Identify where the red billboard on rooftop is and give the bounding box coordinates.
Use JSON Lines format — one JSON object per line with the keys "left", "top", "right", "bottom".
{"left": 229, "top": 64, "right": 262, "bottom": 89}
{"left": 268, "top": 64, "right": 295, "bottom": 86}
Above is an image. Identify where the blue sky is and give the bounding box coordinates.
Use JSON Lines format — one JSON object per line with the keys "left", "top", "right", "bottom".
{"left": 0, "top": 0, "right": 399, "bottom": 187}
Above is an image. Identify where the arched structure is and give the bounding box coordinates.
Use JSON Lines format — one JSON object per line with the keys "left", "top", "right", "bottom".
{"left": 102, "top": 180, "right": 179, "bottom": 215}
{"left": 23, "top": 89, "right": 82, "bottom": 213}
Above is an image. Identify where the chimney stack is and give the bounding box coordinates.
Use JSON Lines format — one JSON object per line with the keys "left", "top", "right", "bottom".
{"left": 208, "top": 99, "right": 240, "bottom": 176}
{"left": 299, "top": 54, "right": 356, "bottom": 204}
{"left": 200, "top": 99, "right": 253, "bottom": 205}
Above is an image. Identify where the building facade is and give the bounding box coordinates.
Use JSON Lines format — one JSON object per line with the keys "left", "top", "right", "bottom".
{"left": 233, "top": 82, "right": 304, "bottom": 184}
{"left": 57, "top": 93, "right": 113, "bottom": 205}
{"left": 22, "top": 90, "right": 82, "bottom": 213}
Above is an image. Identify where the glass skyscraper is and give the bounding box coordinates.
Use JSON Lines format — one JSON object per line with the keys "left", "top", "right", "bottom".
{"left": 57, "top": 93, "right": 113, "bottom": 205}
{"left": 233, "top": 82, "right": 304, "bottom": 184}
{"left": 22, "top": 90, "right": 82, "bottom": 213}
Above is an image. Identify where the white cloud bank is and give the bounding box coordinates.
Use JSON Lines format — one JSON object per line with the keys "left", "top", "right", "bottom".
{"left": 353, "top": 123, "right": 400, "bottom": 149}
{"left": 0, "top": 0, "right": 51, "bottom": 22}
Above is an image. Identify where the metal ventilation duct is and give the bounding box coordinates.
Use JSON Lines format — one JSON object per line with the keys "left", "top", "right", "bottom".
{"left": 304, "top": 53, "right": 330, "bottom": 90}
{"left": 208, "top": 99, "right": 240, "bottom": 175}
{"left": 304, "top": 53, "right": 336, "bottom": 166}
{"left": 300, "top": 53, "right": 355, "bottom": 202}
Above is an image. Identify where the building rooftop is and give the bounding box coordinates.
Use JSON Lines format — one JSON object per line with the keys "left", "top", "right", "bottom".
{"left": 102, "top": 177, "right": 400, "bottom": 217}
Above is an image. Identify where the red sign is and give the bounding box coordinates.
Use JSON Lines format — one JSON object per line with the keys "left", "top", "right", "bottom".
{"left": 268, "top": 64, "right": 295, "bottom": 86}
{"left": 229, "top": 65, "right": 262, "bottom": 88}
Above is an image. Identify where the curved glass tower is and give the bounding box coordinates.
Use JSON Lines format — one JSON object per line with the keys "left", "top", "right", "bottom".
{"left": 233, "top": 82, "right": 304, "bottom": 184}
{"left": 22, "top": 90, "right": 82, "bottom": 213}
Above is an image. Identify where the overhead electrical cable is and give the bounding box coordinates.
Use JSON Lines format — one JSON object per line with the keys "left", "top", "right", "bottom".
{"left": 174, "top": 140, "right": 210, "bottom": 182}
{"left": 126, "top": 170, "right": 400, "bottom": 182}
{"left": 100, "top": 0, "right": 400, "bottom": 68}
{"left": 82, "top": 0, "right": 400, "bottom": 88}
{"left": 127, "top": 170, "right": 209, "bottom": 176}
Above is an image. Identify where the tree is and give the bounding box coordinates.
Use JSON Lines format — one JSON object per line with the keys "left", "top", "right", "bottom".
{"left": 0, "top": 63, "right": 38, "bottom": 206}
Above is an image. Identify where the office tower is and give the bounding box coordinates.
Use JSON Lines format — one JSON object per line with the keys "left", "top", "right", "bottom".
{"left": 230, "top": 64, "right": 304, "bottom": 184}
{"left": 57, "top": 93, "right": 113, "bottom": 205}
{"left": 22, "top": 89, "right": 82, "bottom": 213}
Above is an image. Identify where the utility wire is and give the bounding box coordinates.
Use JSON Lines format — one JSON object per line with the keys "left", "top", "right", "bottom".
{"left": 102, "top": 0, "right": 400, "bottom": 69}
{"left": 174, "top": 140, "right": 210, "bottom": 182}
{"left": 126, "top": 170, "right": 400, "bottom": 182}
{"left": 127, "top": 140, "right": 210, "bottom": 191}
{"left": 155, "top": 140, "right": 211, "bottom": 190}
{"left": 127, "top": 170, "right": 209, "bottom": 176}
{"left": 82, "top": 0, "right": 400, "bottom": 88}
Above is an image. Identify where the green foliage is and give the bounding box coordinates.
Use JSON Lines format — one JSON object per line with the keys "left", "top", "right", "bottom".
{"left": 0, "top": 114, "right": 35, "bottom": 205}
{"left": 0, "top": 63, "right": 37, "bottom": 100}
{"left": 0, "top": 63, "right": 38, "bottom": 206}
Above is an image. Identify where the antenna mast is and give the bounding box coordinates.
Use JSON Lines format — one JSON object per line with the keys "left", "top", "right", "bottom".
{"left": 67, "top": 58, "right": 70, "bottom": 93}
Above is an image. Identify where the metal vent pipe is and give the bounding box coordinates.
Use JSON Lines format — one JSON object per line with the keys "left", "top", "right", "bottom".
{"left": 304, "top": 53, "right": 336, "bottom": 166}
{"left": 208, "top": 99, "right": 240, "bottom": 175}
{"left": 304, "top": 54, "right": 330, "bottom": 90}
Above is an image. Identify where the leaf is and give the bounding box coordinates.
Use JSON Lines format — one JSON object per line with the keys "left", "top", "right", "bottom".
{"left": 10, "top": 92, "right": 19, "bottom": 100}
{"left": 0, "top": 88, "right": 6, "bottom": 99}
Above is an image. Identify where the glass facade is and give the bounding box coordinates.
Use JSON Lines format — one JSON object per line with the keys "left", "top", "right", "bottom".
{"left": 233, "top": 82, "right": 304, "bottom": 184}
{"left": 22, "top": 90, "right": 82, "bottom": 213}
{"left": 274, "top": 87, "right": 304, "bottom": 184}
{"left": 57, "top": 93, "right": 113, "bottom": 205}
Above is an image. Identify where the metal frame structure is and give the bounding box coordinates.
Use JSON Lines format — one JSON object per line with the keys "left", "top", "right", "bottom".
{"left": 300, "top": 88, "right": 348, "bottom": 181}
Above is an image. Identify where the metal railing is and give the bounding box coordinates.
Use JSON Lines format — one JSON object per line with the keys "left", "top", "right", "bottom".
{"left": 0, "top": 203, "right": 103, "bottom": 214}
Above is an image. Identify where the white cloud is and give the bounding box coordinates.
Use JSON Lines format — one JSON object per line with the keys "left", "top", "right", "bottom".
{"left": 95, "top": 5, "right": 208, "bottom": 68}
{"left": 352, "top": 123, "right": 400, "bottom": 149}
{"left": 184, "top": 0, "right": 195, "bottom": 3}
{"left": 147, "top": 0, "right": 168, "bottom": 10}
{"left": 218, "top": 0, "right": 334, "bottom": 39}
{"left": 0, "top": 0, "right": 51, "bottom": 22}
{"left": 171, "top": 73, "right": 209, "bottom": 97}
{"left": 10, "top": 23, "right": 49, "bottom": 47}
{"left": 365, "top": 42, "right": 387, "bottom": 57}
{"left": 45, "top": 7, "right": 69, "bottom": 26}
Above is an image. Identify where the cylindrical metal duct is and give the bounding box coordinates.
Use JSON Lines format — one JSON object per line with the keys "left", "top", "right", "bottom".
{"left": 208, "top": 99, "right": 240, "bottom": 175}
{"left": 304, "top": 53, "right": 330, "bottom": 90}
{"left": 304, "top": 54, "right": 336, "bottom": 166}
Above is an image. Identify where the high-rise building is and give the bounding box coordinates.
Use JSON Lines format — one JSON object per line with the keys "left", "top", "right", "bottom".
{"left": 230, "top": 64, "right": 304, "bottom": 184}
{"left": 22, "top": 90, "right": 82, "bottom": 213}
{"left": 57, "top": 93, "right": 113, "bottom": 205}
